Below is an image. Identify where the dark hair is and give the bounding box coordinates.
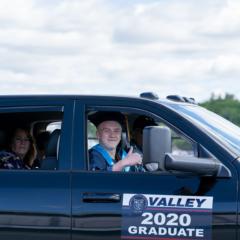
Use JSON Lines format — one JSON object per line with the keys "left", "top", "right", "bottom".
{"left": 132, "top": 115, "right": 156, "bottom": 131}
{"left": 11, "top": 127, "right": 37, "bottom": 167}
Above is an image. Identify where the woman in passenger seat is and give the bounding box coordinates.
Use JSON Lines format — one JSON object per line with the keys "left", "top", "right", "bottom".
{"left": 0, "top": 127, "right": 37, "bottom": 169}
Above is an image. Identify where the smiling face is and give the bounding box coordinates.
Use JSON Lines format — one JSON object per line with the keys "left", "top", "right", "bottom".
{"left": 11, "top": 129, "right": 31, "bottom": 159}
{"left": 96, "top": 121, "right": 122, "bottom": 151}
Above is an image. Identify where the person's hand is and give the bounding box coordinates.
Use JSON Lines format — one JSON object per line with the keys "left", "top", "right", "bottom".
{"left": 124, "top": 147, "right": 142, "bottom": 166}
{"left": 112, "top": 147, "right": 142, "bottom": 171}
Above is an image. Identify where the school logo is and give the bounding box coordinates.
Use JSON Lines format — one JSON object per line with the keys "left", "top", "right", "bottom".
{"left": 129, "top": 194, "right": 148, "bottom": 214}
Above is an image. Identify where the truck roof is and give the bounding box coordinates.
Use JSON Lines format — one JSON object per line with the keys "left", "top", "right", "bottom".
{"left": 0, "top": 93, "right": 197, "bottom": 106}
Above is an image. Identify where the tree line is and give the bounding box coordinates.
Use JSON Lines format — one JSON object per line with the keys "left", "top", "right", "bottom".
{"left": 200, "top": 93, "right": 240, "bottom": 127}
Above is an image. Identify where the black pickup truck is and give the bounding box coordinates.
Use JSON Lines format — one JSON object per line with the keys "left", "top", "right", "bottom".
{"left": 0, "top": 93, "right": 239, "bottom": 240}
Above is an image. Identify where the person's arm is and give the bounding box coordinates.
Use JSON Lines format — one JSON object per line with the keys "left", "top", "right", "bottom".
{"left": 112, "top": 147, "right": 142, "bottom": 171}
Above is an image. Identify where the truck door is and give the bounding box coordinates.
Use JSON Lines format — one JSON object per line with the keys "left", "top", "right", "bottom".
{"left": 0, "top": 102, "right": 73, "bottom": 240}
{"left": 71, "top": 101, "right": 237, "bottom": 240}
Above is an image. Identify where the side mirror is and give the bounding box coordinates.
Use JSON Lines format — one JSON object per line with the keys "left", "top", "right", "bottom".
{"left": 165, "top": 154, "right": 231, "bottom": 178}
{"left": 143, "top": 126, "right": 231, "bottom": 178}
{"left": 143, "top": 126, "right": 171, "bottom": 171}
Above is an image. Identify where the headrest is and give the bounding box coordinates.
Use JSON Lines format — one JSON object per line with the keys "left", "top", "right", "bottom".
{"left": 36, "top": 131, "right": 51, "bottom": 150}
{"left": 45, "top": 129, "right": 61, "bottom": 157}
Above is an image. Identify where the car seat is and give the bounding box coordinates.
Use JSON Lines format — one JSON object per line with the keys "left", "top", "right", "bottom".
{"left": 40, "top": 129, "right": 61, "bottom": 170}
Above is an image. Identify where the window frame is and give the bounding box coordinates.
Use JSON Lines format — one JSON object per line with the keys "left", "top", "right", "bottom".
{"left": 78, "top": 105, "right": 198, "bottom": 172}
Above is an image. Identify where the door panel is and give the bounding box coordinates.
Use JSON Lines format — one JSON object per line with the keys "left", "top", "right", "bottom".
{"left": 0, "top": 171, "right": 71, "bottom": 240}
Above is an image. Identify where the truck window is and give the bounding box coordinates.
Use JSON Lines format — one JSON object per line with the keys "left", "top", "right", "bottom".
{"left": 171, "top": 130, "right": 195, "bottom": 156}
{"left": 46, "top": 121, "right": 62, "bottom": 132}
{"left": 87, "top": 121, "right": 98, "bottom": 149}
{"left": 0, "top": 111, "right": 63, "bottom": 171}
{"left": 87, "top": 110, "right": 195, "bottom": 172}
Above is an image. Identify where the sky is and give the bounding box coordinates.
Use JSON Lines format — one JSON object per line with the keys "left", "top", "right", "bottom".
{"left": 0, "top": 0, "right": 240, "bottom": 102}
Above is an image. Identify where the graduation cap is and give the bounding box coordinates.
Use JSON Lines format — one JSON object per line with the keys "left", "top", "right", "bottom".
{"left": 88, "top": 111, "right": 125, "bottom": 127}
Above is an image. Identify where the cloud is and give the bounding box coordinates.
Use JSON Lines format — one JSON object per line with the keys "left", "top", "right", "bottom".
{"left": 199, "top": 0, "right": 240, "bottom": 36}
{"left": 0, "top": 0, "right": 239, "bottom": 102}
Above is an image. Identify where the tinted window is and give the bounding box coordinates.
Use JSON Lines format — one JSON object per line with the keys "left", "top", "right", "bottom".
{"left": 0, "top": 111, "right": 63, "bottom": 170}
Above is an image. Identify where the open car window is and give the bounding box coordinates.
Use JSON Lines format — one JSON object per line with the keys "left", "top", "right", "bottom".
{"left": 87, "top": 110, "right": 196, "bottom": 172}
{"left": 0, "top": 110, "right": 63, "bottom": 171}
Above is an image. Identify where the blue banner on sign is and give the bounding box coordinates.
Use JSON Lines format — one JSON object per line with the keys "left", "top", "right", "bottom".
{"left": 121, "top": 194, "right": 213, "bottom": 240}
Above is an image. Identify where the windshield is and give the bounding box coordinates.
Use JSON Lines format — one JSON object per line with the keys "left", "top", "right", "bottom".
{"left": 170, "top": 104, "right": 240, "bottom": 155}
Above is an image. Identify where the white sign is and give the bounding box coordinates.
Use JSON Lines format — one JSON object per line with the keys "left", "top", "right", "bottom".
{"left": 122, "top": 193, "right": 213, "bottom": 240}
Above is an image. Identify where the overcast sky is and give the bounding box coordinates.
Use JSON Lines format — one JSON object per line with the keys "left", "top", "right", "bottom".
{"left": 0, "top": 0, "right": 240, "bottom": 102}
